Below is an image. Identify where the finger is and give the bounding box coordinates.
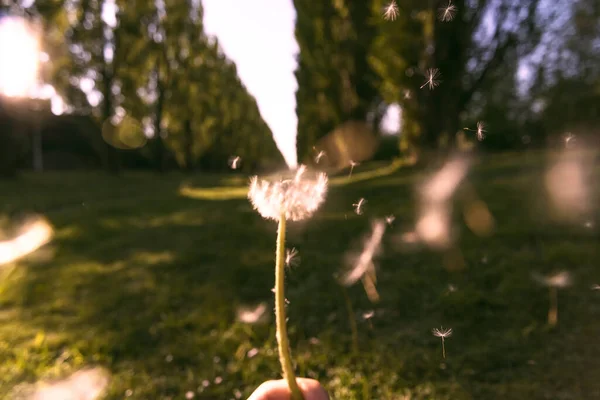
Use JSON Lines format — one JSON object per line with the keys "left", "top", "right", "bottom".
{"left": 248, "top": 378, "right": 329, "bottom": 400}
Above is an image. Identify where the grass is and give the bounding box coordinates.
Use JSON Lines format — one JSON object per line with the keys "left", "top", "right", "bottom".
{"left": 0, "top": 150, "right": 599, "bottom": 399}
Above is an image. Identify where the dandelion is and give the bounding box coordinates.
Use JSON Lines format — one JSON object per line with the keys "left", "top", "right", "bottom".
{"left": 438, "top": 1, "right": 457, "bottom": 22}
{"left": 285, "top": 247, "right": 300, "bottom": 267}
{"left": 420, "top": 68, "right": 441, "bottom": 90}
{"left": 228, "top": 155, "right": 241, "bottom": 170}
{"left": 532, "top": 271, "right": 572, "bottom": 326}
{"left": 432, "top": 326, "right": 453, "bottom": 358}
{"left": 349, "top": 160, "right": 360, "bottom": 177}
{"left": 353, "top": 198, "right": 367, "bottom": 215}
{"left": 248, "top": 166, "right": 328, "bottom": 400}
{"left": 314, "top": 150, "right": 326, "bottom": 164}
{"left": 383, "top": 1, "right": 399, "bottom": 21}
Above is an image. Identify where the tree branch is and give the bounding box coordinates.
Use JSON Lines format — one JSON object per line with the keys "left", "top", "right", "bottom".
{"left": 460, "top": 33, "right": 516, "bottom": 109}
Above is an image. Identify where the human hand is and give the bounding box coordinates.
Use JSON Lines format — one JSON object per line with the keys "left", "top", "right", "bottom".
{"left": 248, "top": 378, "right": 329, "bottom": 400}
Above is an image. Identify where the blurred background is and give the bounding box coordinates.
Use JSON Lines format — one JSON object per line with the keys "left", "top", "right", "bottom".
{"left": 0, "top": 0, "right": 597, "bottom": 176}
{"left": 1, "top": 0, "right": 599, "bottom": 399}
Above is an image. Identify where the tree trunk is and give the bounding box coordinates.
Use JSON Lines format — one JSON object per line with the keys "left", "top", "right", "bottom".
{"left": 101, "top": 66, "right": 120, "bottom": 175}
{"left": 154, "top": 80, "right": 166, "bottom": 173}
{"left": 184, "top": 118, "right": 194, "bottom": 173}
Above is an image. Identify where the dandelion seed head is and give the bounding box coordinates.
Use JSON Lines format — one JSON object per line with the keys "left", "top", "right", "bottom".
{"left": 432, "top": 326, "right": 453, "bottom": 338}
{"left": 420, "top": 68, "right": 441, "bottom": 90}
{"left": 383, "top": 1, "right": 399, "bottom": 21}
{"left": 438, "top": 1, "right": 457, "bottom": 22}
{"left": 248, "top": 166, "right": 328, "bottom": 221}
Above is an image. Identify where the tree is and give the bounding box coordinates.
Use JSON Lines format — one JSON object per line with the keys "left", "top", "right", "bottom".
{"left": 293, "top": 0, "right": 381, "bottom": 163}
{"left": 369, "top": 0, "right": 541, "bottom": 156}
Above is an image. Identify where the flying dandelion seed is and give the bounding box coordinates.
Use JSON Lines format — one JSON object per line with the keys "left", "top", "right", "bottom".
{"left": 432, "top": 326, "right": 453, "bottom": 358}
{"left": 341, "top": 219, "right": 386, "bottom": 285}
{"left": 385, "top": 215, "right": 395, "bottom": 225}
{"left": 0, "top": 217, "right": 54, "bottom": 266}
{"left": 383, "top": 1, "right": 399, "bottom": 21}
{"left": 228, "top": 156, "right": 241, "bottom": 170}
{"left": 285, "top": 247, "right": 300, "bottom": 267}
{"left": 362, "top": 310, "right": 375, "bottom": 320}
{"left": 532, "top": 271, "right": 572, "bottom": 326}
{"left": 314, "top": 150, "right": 326, "bottom": 164}
{"left": 476, "top": 121, "right": 486, "bottom": 140}
{"left": 236, "top": 302, "right": 268, "bottom": 324}
{"left": 564, "top": 132, "right": 576, "bottom": 148}
{"left": 420, "top": 68, "right": 441, "bottom": 90}
{"left": 349, "top": 160, "right": 360, "bottom": 177}
{"left": 591, "top": 284, "right": 600, "bottom": 291}
{"left": 403, "top": 89, "right": 412, "bottom": 99}
{"left": 353, "top": 198, "right": 367, "bottom": 215}
{"left": 438, "top": 1, "right": 457, "bottom": 22}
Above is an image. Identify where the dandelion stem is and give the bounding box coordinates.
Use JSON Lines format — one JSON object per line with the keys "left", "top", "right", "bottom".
{"left": 275, "top": 215, "right": 303, "bottom": 400}
{"left": 442, "top": 338, "right": 446, "bottom": 359}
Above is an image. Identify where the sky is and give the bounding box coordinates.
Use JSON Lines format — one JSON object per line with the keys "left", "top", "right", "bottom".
{"left": 202, "top": 0, "right": 300, "bottom": 167}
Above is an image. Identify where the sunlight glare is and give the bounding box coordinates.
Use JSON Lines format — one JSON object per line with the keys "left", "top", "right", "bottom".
{"left": 0, "top": 17, "right": 40, "bottom": 97}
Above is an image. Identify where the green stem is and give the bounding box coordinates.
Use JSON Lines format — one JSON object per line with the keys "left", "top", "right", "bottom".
{"left": 275, "top": 216, "right": 303, "bottom": 400}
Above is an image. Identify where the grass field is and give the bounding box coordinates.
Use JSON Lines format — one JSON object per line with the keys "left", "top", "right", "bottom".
{"left": 1, "top": 150, "right": 599, "bottom": 399}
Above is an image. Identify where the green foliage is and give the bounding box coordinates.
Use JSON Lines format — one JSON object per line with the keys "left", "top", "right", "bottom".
{"left": 24, "top": 0, "right": 284, "bottom": 173}
{"left": 293, "top": 0, "right": 381, "bottom": 163}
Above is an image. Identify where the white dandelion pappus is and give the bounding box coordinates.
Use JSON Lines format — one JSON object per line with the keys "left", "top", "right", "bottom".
{"left": 383, "top": 1, "right": 399, "bottom": 21}
{"left": 342, "top": 219, "right": 386, "bottom": 285}
{"left": 420, "top": 68, "right": 441, "bottom": 90}
{"left": 349, "top": 160, "right": 360, "bottom": 177}
{"left": 314, "top": 150, "right": 326, "bottom": 164}
{"left": 385, "top": 215, "right": 395, "bottom": 225}
{"left": 353, "top": 198, "right": 367, "bottom": 215}
{"left": 228, "top": 156, "right": 241, "bottom": 170}
{"left": 285, "top": 247, "right": 300, "bottom": 267}
{"left": 432, "top": 326, "right": 453, "bottom": 358}
{"left": 532, "top": 271, "right": 572, "bottom": 289}
{"left": 476, "top": 121, "right": 486, "bottom": 141}
{"left": 248, "top": 165, "right": 328, "bottom": 222}
{"left": 438, "top": 1, "right": 457, "bottom": 22}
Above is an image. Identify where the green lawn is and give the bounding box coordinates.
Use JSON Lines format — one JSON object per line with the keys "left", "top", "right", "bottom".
{"left": 1, "top": 150, "right": 599, "bottom": 399}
